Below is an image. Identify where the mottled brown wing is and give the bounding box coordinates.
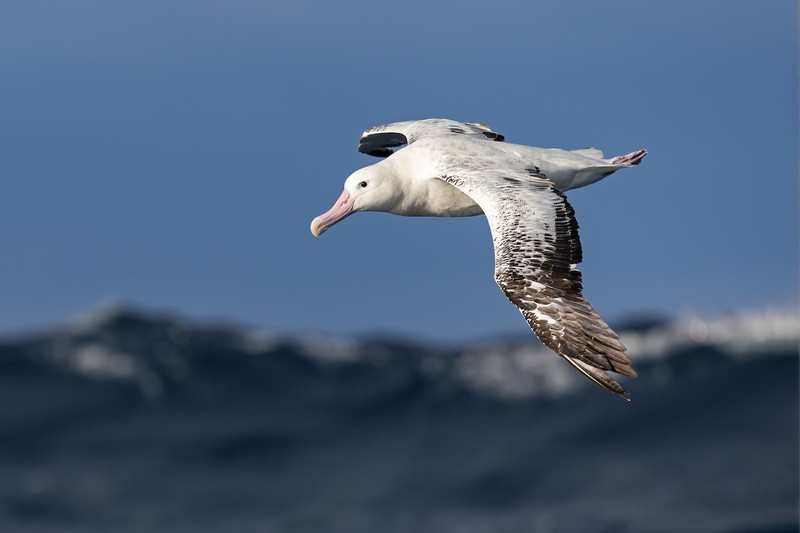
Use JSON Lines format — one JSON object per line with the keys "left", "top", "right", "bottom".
{"left": 440, "top": 169, "right": 637, "bottom": 399}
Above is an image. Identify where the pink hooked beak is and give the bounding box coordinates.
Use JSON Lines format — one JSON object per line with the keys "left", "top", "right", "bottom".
{"left": 310, "top": 189, "right": 354, "bottom": 237}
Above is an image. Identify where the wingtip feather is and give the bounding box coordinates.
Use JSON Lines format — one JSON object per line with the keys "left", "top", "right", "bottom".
{"left": 563, "top": 357, "right": 632, "bottom": 401}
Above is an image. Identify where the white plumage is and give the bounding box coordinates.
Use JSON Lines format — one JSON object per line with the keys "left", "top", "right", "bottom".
{"left": 311, "top": 119, "right": 647, "bottom": 399}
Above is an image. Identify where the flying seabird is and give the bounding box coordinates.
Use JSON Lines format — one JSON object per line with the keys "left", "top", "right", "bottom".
{"left": 310, "top": 119, "right": 647, "bottom": 399}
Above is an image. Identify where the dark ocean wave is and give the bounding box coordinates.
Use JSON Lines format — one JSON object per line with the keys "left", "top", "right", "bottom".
{"left": 0, "top": 307, "right": 797, "bottom": 532}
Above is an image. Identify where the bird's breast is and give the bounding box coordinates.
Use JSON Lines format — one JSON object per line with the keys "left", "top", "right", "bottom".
{"left": 392, "top": 177, "right": 483, "bottom": 217}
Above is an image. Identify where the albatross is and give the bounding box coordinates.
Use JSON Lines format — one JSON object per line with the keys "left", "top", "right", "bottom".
{"left": 310, "top": 119, "right": 647, "bottom": 399}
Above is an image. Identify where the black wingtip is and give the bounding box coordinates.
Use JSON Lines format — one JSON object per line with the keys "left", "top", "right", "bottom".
{"left": 481, "top": 131, "right": 505, "bottom": 142}
{"left": 365, "top": 148, "right": 394, "bottom": 157}
{"left": 358, "top": 132, "right": 408, "bottom": 157}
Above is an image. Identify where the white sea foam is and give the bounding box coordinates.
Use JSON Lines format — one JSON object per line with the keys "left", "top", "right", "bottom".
{"left": 66, "top": 344, "right": 162, "bottom": 399}
{"left": 452, "top": 345, "right": 579, "bottom": 399}
{"left": 445, "top": 308, "right": 799, "bottom": 400}
{"left": 33, "top": 305, "right": 799, "bottom": 401}
{"left": 296, "top": 336, "right": 364, "bottom": 363}
{"left": 622, "top": 308, "right": 799, "bottom": 361}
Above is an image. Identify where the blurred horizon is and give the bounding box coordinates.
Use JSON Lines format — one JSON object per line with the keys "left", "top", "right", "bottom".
{"left": 0, "top": 293, "right": 796, "bottom": 531}
{"left": 2, "top": 299, "right": 796, "bottom": 350}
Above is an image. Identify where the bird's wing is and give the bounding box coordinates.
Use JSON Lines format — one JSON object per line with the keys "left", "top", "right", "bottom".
{"left": 438, "top": 166, "right": 637, "bottom": 399}
{"left": 358, "top": 118, "right": 504, "bottom": 157}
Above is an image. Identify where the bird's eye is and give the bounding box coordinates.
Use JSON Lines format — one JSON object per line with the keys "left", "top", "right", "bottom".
{"left": 359, "top": 181, "right": 368, "bottom": 188}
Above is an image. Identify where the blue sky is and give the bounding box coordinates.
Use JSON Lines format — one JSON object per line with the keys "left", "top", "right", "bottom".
{"left": 1, "top": 1, "right": 797, "bottom": 341}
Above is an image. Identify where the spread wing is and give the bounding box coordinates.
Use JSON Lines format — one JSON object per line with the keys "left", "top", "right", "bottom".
{"left": 439, "top": 168, "right": 637, "bottom": 399}
{"left": 358, "top": 118, "right": 504, "bottom": 157}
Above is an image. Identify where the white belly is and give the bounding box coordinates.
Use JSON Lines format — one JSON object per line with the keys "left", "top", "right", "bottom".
{"left": 393, "top": 177, "right": 483, "bottom": 217}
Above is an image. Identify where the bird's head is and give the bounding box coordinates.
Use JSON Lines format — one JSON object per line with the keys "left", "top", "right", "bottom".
{"left": 310, "top": 164, "right": 400, "bottom": 237}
